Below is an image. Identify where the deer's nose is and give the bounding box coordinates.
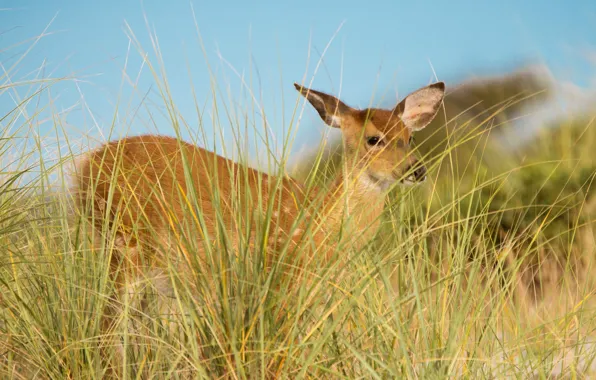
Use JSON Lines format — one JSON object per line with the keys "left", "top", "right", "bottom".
{"left": 414, "top": 165, "right": 427, "bottom": 181}
{"left": 406, "top": 162, "right": 427, "bottom": 182}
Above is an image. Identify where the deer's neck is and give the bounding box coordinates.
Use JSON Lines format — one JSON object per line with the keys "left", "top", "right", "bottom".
{"left": 314, "top": 164, "right": 387, "bottom": 249}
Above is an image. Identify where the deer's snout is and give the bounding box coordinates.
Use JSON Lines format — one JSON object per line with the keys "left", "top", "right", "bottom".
{"left": 401, "top": 160, "right": 427, "bottom": 184}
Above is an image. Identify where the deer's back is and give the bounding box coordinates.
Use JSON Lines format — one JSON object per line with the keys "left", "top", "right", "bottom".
{"left": 74, "top": 134, "right": 311, "bottom": 256}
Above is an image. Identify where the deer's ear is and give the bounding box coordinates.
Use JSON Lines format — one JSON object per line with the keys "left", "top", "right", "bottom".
{"left": 396, "top": 82, "right": 445, "bottom": 131}
{"left": 294, "top": 83, "right": 352, "bottom": 128}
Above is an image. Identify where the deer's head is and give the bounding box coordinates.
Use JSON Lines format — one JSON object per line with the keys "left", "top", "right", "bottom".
{"left": 295, "top": 81, "right": 445, "bottom": 191}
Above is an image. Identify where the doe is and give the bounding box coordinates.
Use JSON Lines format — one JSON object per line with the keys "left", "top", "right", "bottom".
{"left": 73, "top": 80, "right": 445, "bottom": 286}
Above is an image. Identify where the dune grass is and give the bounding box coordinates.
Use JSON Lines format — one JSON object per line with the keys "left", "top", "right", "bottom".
{"left": 2, "top": 25, "right": 596, "bottom": 379}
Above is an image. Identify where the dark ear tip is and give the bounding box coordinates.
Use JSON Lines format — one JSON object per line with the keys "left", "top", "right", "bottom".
{"left": 431, "top": 81, "right": 446, "bottom": 91}
{"left": 293, "top": 82, "right": 302, "bottom": 91}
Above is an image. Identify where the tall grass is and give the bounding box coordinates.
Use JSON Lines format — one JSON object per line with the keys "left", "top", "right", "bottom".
{"left": 2, "top": 23, "right": 596, "bottom": 379}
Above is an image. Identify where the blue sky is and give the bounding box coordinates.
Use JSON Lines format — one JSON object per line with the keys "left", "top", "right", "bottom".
{"left": 1, "top": 0, "right": 595, "bottom": 168}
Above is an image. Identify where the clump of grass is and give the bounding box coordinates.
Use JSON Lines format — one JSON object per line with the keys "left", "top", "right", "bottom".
{"left": 2, "top": 22, "right": 596, "bottom": 379}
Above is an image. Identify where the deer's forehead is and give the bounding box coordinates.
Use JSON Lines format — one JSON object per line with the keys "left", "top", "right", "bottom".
{"left": 357, "top": 111, "right": 408, "bottom": 140}
{"left": 359, "top": 109, "right": 401, "bottom": 129}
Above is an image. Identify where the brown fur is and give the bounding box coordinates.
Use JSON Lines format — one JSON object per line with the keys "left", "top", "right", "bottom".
{"left": 71, "top": 80, "right": 445, "bottom": 296}
{"left": 71, "top": 82, "right": 444, "bottom": 375}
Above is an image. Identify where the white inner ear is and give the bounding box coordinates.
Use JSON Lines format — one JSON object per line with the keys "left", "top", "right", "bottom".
{"left": 309, "top": 92, "right": 341, "bottom": 127}
{"left": 402, "top": 99, "right": 437, "bottom": 122}
{"left": 400, "top": 88, "right": 443, "bottom": 131}
{"left": 330, "top": 114, "right": 342, "bottom": 128}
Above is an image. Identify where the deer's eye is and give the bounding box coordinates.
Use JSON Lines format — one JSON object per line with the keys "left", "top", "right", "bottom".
{"left": 367, "top": 136, "right": 384, "bottom": 146}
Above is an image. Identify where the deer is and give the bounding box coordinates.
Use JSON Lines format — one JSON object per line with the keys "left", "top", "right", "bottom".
{"left": 72, "top": 80, "right": 445, "bottom": 320}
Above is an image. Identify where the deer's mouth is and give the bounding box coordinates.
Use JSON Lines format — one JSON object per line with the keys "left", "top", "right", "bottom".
{"left": 400, "top": 173, "right": 425, "bottom": 186}
{"left": 398, "top": 164, "right": 427, "bottom": 185}
{"left": 367, "top": 171, "right": 425, "bottom": 190}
